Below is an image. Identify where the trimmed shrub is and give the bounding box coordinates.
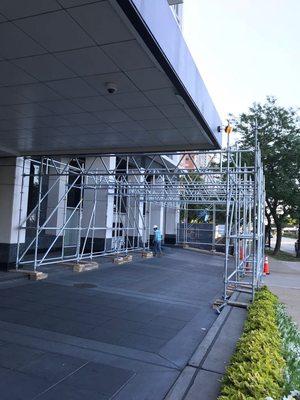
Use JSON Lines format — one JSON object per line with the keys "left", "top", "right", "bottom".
{"left": 219, "top": 287, "right": 285, "bottom": 400}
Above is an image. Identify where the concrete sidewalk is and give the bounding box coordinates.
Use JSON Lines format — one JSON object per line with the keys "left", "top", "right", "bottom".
{"left": 264, "top": 257, "right": 300, "bottom": 327}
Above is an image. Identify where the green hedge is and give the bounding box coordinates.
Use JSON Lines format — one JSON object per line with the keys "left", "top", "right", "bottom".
{"left": 219, "top": 287, "right": 286, "bottom": 400}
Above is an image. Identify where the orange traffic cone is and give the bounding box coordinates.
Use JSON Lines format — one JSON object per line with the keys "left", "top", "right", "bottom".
{"left": 263, "top": 256, "right": 270, "bottom": 275}
{"left": 239, "top": 246, "right": 244, "bottom": 260}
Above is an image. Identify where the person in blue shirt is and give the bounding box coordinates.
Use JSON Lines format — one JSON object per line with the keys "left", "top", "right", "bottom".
{"left": 153, "top": 225, "right": 162, "bottom": 256}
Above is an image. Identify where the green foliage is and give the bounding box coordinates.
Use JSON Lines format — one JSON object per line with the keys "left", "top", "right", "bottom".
{"left": 276, "top": 304, "right": 300, "bottom": 394}
{"left": 233, "top": 96, "right": 300, "bottom": 253}
{"left": 219, "top": 287, "right": 285, "bottom": 400}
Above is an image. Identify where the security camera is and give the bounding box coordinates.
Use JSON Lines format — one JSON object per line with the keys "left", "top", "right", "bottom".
{"left": 105, "top": 82, "right": 118, "bottom": 94}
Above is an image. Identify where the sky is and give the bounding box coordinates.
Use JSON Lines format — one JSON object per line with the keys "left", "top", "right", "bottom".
{"left": 182, "top": 0, "right": 300, "bottom": 122}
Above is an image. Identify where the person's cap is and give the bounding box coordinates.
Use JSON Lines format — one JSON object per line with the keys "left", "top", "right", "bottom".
{"left": 153, "top": 225, "right": 158, "bottom": 229}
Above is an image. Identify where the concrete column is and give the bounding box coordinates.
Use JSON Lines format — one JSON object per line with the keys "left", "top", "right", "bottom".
{"left": 45, "top": 157, "right": 68, "bottom": 235}
{"left": 0, "top": 157, "right": 30, "bottom": 270}
{"left": 164, "top": 207, "right": 179, "bottom": 244}
{"left": 81, "top": 156, "right": 116, "bottom": 253}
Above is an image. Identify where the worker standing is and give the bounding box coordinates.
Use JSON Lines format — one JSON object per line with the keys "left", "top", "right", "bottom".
{"left": 153, "top": 225, "right": 162, "bottom": 256}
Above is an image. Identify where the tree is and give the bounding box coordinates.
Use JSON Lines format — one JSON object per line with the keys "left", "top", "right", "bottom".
{"left": 233, "top": 96, "right": 300, "bottom": 255}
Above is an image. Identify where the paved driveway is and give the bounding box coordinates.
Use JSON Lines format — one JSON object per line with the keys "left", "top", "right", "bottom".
{"left": 0, "top": 247, "right": 224, "bottom": 400}
{"left": 264, "top": 258, "right": 300, "bottom": 327}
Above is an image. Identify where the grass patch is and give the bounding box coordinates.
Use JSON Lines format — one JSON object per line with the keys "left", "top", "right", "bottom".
{"left": 265, "top": 249, "right": 300, "bottom": 262}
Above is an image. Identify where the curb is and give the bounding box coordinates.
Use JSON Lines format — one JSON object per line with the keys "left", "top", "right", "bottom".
{"left": 164, "top": 292, "right": 239, "bottom": 400}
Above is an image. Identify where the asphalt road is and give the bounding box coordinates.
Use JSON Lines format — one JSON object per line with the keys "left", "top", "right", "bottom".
{"left": 270, "top": 236, "right": 297, "bottom": 255}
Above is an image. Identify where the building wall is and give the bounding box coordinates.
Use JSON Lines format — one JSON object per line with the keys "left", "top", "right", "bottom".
{"left": 0, "top": 158, "right": 30, "bottom": 270}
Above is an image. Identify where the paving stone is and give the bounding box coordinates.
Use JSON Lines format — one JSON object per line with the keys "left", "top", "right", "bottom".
{"left": 101, "top": 318, "right": 143, "bottom": 333}
{"left": 149, "top": 316, "right": 187, "bottom": 330}
{"left": 0, "top": 367, "right": 49, "bottom": 400}
{"left": 84, "top": 326, "right": 125, "bottom": 344}
{"left": 184, "top": 370, "right": 222, "bottom": 400}
{"left": 63, "top": 362, "right": 134, "bottom": 396}
{"left": 137, "top": 324, "right": 178, "bottom": 340}
{"left": 34, "top": 383, "right": 109, "bottom": 400}
{"left": 202, "top": 307, "right": 247, "bottom": 374}
{"left": 117, "top": 332, "right": 166, "bottom": 353}
{"left": 121, "top": 310, "right": 156, "bottom": 323}
{"left": 18, "top": 352, "right": 86, "bottom": 383}
{"left": 0, "top": 343, "right": 44, "bottom": 369}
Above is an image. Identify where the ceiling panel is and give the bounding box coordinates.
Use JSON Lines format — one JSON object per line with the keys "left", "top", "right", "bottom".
{"left": 131, "top": 132, "right": 164, "bottom": 145}
{"left": 0, "top": 0, "right": 61, "bottom": 19}
{"left": 125, "top": 106, "right": 164, "bottom": 121}
{"left": 76, "top": 132, "right": 125, "bottom": 146}
{"left": 30, "top": 127, "right": 66, "bottom": 137}
{"left": 144, "top": 88, "right": 179, "bottom": 106}
{"left": 0, "top": 105, "right": 23, "bottom": 119}
{"left": 160, "top": 104, "right": 189, "bottom": 118}
{"left": 178, "top": 127, "right": 207, "bottom": 143}
{"left": 108, "top": 92, "right": 152, "bottom": 109}
{"left": 72, "top": 96, "right": 116, "bottom": 112}
{"left": 12, "top": 103, "right": 54, "bottom": 117}
{"left": 102, "top": 40, "right": 154, "bottom": 71}
{"left": 169, "top": 116, "right": 198, "bottom": 128}
{"left": 1, "top": 117, "right": 48, "bottom": 130}
{"left": 0, "top": 87, "right": 29, "bottom": 105}
{"left": 95, "top": 110, "right": 131, "bottom": 123}
{"left": 0, "top": 61, "right": 36, "bottom": 86}
{"left": 16, "top": 83, "right": 61, "bottom": 102}
{"left": 63, "top": 112, "right": 99, "bottom": 125}
{"left": 40, "top": 99, "right": 83, "bottom": 114}
{"left": 56, "top": 46, "right": 119, "bottom": 76}
{"left": 56, "top": 126, "right": 88, "bottom": 136}
{"left": 138, "top": 118, "right": 174, "bottom": 130}
{"left": 0, "top": 23, "right": 45, "bottom": 59}
{"left": 58, "top": 0, "right": 99, "bottom": 7}
{"left": 109, "top": 120, "right": 145, "bottom": 133}
{"left": 148, "top": 130, "right": 178, "bottom": 143}
{"left": 14, "top": 54, "right": 76, "bottom": 81}
{"left": 126, "top": 68, "right": 172, "bottom": 91}
{"left": 38, "top": 115, "right": 71, "bottom": 127}
{"left": 68, "top": 1, "right": 133, "bottom": 45}
{"left": 15, "top": 10, "right": 93, "bottom": 52}
{"left": 46, "top": 78, "right": 98, "bottom": 98}
{"left": 82, "top": 123, "right": 116, "bottom": 134}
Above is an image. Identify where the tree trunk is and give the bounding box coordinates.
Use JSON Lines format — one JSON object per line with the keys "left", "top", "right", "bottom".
{"left": 273, "top": 223, "right": 282, "bottom": 255}
{"left": 296, "top": 219, "right": 300, "bottom": 258}
{"left": 265, "top": 211, "right": 272, "bottom": 248}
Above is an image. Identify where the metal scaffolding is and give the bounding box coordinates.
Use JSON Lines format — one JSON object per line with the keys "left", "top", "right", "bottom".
{"left": 16, "top": 144, "right": 265, "bottom": 300}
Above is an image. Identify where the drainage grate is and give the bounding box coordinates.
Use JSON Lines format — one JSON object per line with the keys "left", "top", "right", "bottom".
{"left": 73, "top": 283, "right": 97, "bottom": 289}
